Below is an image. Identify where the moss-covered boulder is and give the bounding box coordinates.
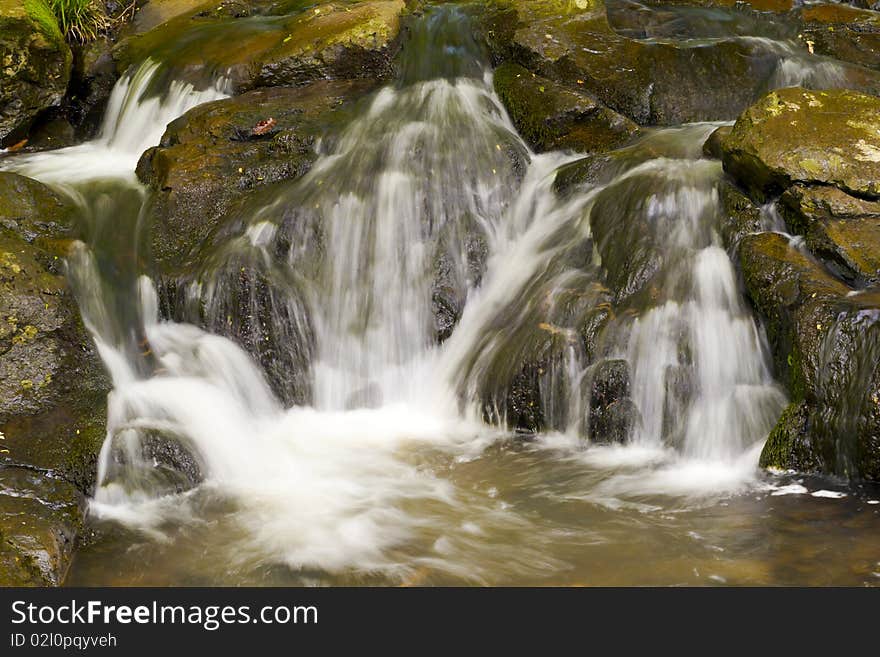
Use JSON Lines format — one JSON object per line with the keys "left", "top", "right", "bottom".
{"left": 702, "top": 126, "right": 731, "bottom": 160}
{"left": 138, "top": 79, "right": 375, "bottom": 271}
{"left": 796, "top": 3, "right": 880, "bottom": 71}
{"left": 116, "top": 0, "right": 406, "bottom": 92}
{"left": 722, "top": 87, "right": 880, "bottom": 201}
{"left": 0, "top": 172, "right": 110, "bottom": 585}
{"left": 0, "top": 0, "right": 73, "bottom": 142}
{"left": 493, "top": 61, "right": 638, "bottom": 153}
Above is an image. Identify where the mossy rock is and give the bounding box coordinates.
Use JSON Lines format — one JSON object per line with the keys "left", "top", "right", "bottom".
{"left": 722, "top": 87, "right": 880, "bottom": 201}
{"left": 0, "top": 467, "right": 84, "bottom": 586}
{"left": 702, "top": 126, "right": 731, "bottom": 160}
{"left": 738, "top": 231, "right": 848, "bottom": 395}
{"left": 0, "top": 0, "right": 72, "bottom": 142}
{"left": 0, "top": 171, "right": 110, "bottom": 585}
{"left": 493, "top": 61, "right": 638, "bottom": 153}
{"left": 758, "top": 402, "right": 820, "bottom": 472}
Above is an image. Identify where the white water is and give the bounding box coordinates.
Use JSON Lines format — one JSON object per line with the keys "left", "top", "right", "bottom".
{"left": 298, "top": 72, "right": 527, "bottom": 410}
{"left": 0, "top": 59, "right": 229, "bottom": 185}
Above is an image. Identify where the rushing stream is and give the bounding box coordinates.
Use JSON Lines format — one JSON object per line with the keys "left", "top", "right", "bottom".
{"left": 3, "top": 4, "right": 879, "bottom": 586}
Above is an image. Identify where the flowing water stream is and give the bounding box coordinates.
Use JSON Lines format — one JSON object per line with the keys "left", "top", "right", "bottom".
{"left": 2, "top": 5, "right": 879, "bottom": 586}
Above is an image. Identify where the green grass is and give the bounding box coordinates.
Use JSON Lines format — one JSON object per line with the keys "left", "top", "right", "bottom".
{"left": 46, "top": 0, "right": 110, "bottom": 43}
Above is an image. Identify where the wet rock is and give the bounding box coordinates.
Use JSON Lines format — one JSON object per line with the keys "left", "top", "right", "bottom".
{"left": 778, "top": 184, "right": 880, "bottom": 286}
{"left": 493, "top": 61, "right": 638, "bottom": 153}
{"left": 719, "top": 179, "right": 765, "bottom": 246}
{"left": 588, "top": 174, "right": 665, "bottom": 304}
{"left": 739, "top": 231, "right": 849, "bottom": 394}
{"left": 591, "top": 397, "right": 638, "bottom": 444}
{"left": 738, "top": 231, "right": 880, "bottom": 480}
{"left": 159, "top": 254, "right": 316, "bottom": 407}
{"left": 0, "top": 0, "right": 73, "bottom": 143}
{"left": 139, "top": 80, "right": 375, "bottom": 271}
{"left": 721, "top": 87, "right": 880, "bottom": 202}
{"left": 66, "top": 37, "right": 120, "bottom": 139}
{"left": 117, "top": 0, "right": 406, "bottom": 92}
{"left": 22, "top": 113, "right": 78, "bottom": 152}
{"left": 588, "top": 358, "right": 637, "bottom": 444}
{"left": 796, "top": 3, "right": 880, "bottom": 71}
{"left": 757, "top": 401, "right": 820, "bottom": 473}
{"left": 0, "top": 172, "right": 110, "bottom": 585}
{"left": 432, "top": 229, "right": 488, "bottom": 343}
{"left": 478, "top": 276, "right": 610, "bottom": 434}
{"left": 642, "top": 1, "right": 794, "bottom": 11}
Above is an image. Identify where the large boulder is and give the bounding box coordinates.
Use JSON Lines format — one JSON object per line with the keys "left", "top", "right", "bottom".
{"left": 0, "top": 172, "right": 110, "bottom": 585}
{"left": 116, "top": 0, "right": 406, "bottom": 92}
{"left": 0, "top": 0, "right": 73, "bottom": 143}
{"left": 722, "top": 87, "right": 880, "bottom": 201}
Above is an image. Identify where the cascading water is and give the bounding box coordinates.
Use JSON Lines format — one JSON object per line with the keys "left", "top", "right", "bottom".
{"left": 2, "top": 59, "right": 229, "bottom": 184}
{"left": 4, "top": 5, "right": 877, "bottom": 586}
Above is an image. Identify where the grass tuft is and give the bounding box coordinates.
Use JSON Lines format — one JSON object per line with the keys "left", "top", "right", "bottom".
{"left": 47, "top": 0, "right": 111, "bottom": 43}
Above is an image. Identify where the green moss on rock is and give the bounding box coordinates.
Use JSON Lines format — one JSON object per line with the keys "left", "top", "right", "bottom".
{"left": 722, "top": 87, "right": 880, "bottom": 201}
{"left": 0, "top": 0, "right": 73, "bottom": 141}
{"left": 758, "top": 402, "right": 820, "bottom": 471}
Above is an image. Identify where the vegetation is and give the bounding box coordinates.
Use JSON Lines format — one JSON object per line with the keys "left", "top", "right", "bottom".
{"left": 46, "top": 0, "right": 110, "bottom": 43}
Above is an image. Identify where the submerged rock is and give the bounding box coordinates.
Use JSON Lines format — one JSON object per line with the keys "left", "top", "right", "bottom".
{"left": 0, "top": 172, "right": 110, "bottom": 585}
{"left": 0, "top": 0, "right": 73, "bottom": 143}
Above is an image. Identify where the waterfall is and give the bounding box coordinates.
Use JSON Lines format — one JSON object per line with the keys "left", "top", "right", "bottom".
{"left": 1, "top": 5, "right": 816, "bottom": 583}
{"left": 1, "top": 59, "right": 229, "bottom": 184}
